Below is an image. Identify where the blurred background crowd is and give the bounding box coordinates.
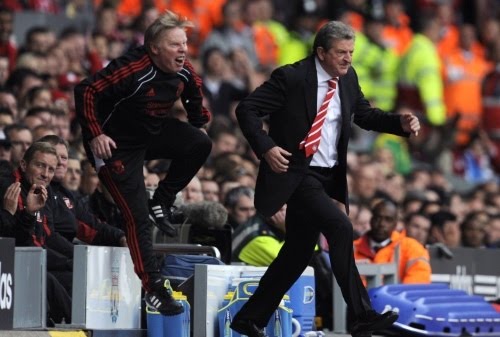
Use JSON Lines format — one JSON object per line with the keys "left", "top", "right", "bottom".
{"left": 0, "top": 0, "right": 499, "bottom": 256}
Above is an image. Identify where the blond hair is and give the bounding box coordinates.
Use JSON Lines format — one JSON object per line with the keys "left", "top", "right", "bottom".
{"left": 144, "top": 10, "right": 194, "bottom": 53}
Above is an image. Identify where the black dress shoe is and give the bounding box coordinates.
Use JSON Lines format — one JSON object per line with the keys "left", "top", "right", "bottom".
{"left": 351, "top": 310, "right": 399, "bottom": 334}
{"left": 230, "top": 318, "right": 267, "bottom": 337}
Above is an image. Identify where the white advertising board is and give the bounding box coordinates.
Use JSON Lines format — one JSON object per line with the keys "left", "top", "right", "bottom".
{"left": 72, "top": 245, "right": 142, "bottom": 329}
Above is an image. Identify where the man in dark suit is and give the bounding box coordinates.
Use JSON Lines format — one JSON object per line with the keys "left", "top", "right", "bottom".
{"left": 231, "top": 21, "right": 420, "bottom": 337}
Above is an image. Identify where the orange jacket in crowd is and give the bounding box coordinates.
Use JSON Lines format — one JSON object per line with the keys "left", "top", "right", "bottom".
{"left": 437, "top": 24, "right": 459, "bottom": 59}
{"left": 252, "top": 22, "right": 279, "bottom": 69}
{"left": 442, "top": 49, "right": 492, "bottom": 145}
{"left": 382, "top": 13, "right": 413, "bottom": 56}
{"left": 342, "top": 10, "right": 364, "bottom": 32}
{"left": 354, "top": 231, "right": 432, "bottom": 285}
{"left": 95, "top": 0, "right": 225, "bottom": 56}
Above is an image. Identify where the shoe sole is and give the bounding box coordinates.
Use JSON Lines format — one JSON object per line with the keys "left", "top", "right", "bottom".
{"left": 145, "top": 300, "right": 184, "bottom": 316}
{"left": 352, "top": 313, "right": 398, "bottom": 334}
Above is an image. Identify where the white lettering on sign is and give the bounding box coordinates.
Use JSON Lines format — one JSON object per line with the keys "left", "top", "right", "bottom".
{"left": 0, "top": 262, "right": 13, "bottom": 310}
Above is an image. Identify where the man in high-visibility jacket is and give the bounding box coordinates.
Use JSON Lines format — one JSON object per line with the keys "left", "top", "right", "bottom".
{"left": 353, "top": 16, "right": 399, "bottom": 112}
{"left": 397, "top": 13, "right": 446, "bottom": 127}
{"left": 443, "top": 24, "right": 492, "bottom": 146}
{"left": 354, "top": 199, "right": 431, "bottom": 284}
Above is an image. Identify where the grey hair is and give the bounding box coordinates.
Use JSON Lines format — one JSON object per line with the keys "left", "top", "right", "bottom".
{"left": 144, "top": 10, "right": 194, "bottom": 54}
{"left": 224, "top": 186, "right": 255, "bottom": 208}
{"left": 312, "top": 21, "right": 355, "bottom": 56}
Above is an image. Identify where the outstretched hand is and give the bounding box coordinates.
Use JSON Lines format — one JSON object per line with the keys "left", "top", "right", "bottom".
{"left": 263, "top": 146, "right": 292, "bottom": 173}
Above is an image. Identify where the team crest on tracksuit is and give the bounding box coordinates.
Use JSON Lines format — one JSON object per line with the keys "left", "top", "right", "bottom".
{"left": 110, "top": 160, "right": 125, "bottom": 175}
{"left": 63, "top": 197, "right": 73, "bottom": 209}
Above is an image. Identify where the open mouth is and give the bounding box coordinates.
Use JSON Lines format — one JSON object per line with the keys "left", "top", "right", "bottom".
{"left": 175, "top": 56, "right": 185, "bottom": 66}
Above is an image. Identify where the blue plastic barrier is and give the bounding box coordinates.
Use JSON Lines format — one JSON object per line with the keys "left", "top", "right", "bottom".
{"left": 146, "top": 291, "right": 190, "bottom": 337}
{"left": 369, "top": 284, "right": 500, "bottom": 337}
{"left": 217, "top": 279, "right": 293, "bottom": 337}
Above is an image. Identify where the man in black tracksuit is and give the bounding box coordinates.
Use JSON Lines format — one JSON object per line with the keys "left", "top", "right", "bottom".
{"left": 0, "top": 142, "right": 72, "bottom": 324}
{"left": 74, "top": 11, "right": 212, "bottom": 315}
{"left": 38, "top": 135, "right": 126, "bottom": 247}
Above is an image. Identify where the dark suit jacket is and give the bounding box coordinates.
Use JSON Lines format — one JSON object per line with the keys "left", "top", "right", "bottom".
{"left": 236, "top": 56, "right": 408, "bottom": 217}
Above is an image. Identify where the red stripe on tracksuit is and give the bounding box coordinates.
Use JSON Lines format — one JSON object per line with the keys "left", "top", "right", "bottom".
{"left": 98, "top": 165, "right": 151, "bottom": 290}
{"left": 83, "top": 55, "right": 151, "bottom": 138}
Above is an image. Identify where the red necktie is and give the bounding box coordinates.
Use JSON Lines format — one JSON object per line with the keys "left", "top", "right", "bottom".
{"left": 300, "top": 78, "right": 338, "bottom": 157}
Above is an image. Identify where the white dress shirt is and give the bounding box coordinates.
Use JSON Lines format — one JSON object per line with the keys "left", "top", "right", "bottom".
{"left": 310, "top": 57, "right": 342, "bottom": 168}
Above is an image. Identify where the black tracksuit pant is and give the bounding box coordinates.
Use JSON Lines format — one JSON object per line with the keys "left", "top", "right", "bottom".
{"left": 97, "top": 118, "right": 211, "bottom": 291}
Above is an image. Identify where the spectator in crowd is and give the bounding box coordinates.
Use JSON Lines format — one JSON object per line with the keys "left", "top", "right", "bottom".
{"left": 201, "top": 47, "right": 251, "bottom": 119}
{"left": 181, "top": 176, "right": 204, "bottom": 204}
{"left": 210, "top": 129, "right": 240, "bottom": 158}
{"left": 51, "top": 108, "right": 71, "bottom": 141}
{"left": 435, "top": 0, "right": 460, "bottom": 60}
{"left": 350, "top": 200, "right": 372, "bottom": 238}
{"left": 20, "top": 26, "right": 54, "bottom": 56}
{"left": 32, "top": 124, "right": 56, "bottom": 142}
{"left": 351, "top": 162, "right": 380, "bottom": 205}
{"left": 87, "top": 180, "right": 124, "bottom": 230}
{"left": 381, "top": 0, "right": 413, "bottom": 56}
{"left": 25, "top": 106, "right": 53, "bottom": 125}
{"left": 378, "top": 172, "right": 407, "bottom": 205}
{"left": 62, "top": 153, "right": 81, "bottom": 193}
{"left": 144, "top": 167, "right": 160, "bottom": 198}
{"left": 460, "top": 211, "right": 489, "bottom": 248}
{"left": 396, "top": 12, "right": 448, "bottom": 165}
{"left": 5, "top": 68, "right": 44, "bottom": 111}
{"left": 0, "top": 56, "right": 9, "bottom": 86}
{"left": 22, "top": 86, "right": 53, "bottom": 112}
{"left": 200, "top": 178, "right": 220, "bottom": 202}
{"left": 352, "top": 15, "right": 398, "bottom": 113}
{"left": 0, "top": 158, "right": 72, "bottom": 327}
{"left": 478, "top": 17, "right": 500, "bottom": 61}
{"left": 1, "top": 175, "right": 72, "bottom": 327}
{"left": 485, "top": 214, "right": 500, "bottom": 248}
{"left": 0, "top": 88, "right": 18, "bottom": 121}
{"left": 460, "top": 132, "right": 497, "bottom": 184}
{"left": 0, "top": 142, "right": 72, "bottom": 324}
{"left": 1, "top": 159, "right": 16, "bottom": 236}
{"left": 21, "top": 114, "right": 43, "bottom": 131}
{"left": 0, "top": 131, "right": 11, "bottom": 162}
{"left": 201, "top": 0, "right": 258, "bottom": 68}
{"left": 354, "top": 199, "right": 431, "bottom": 284}
{"left": 428, "top": 210, "right": 462, "bottom": 248}
{"left": 4, "top": 123, "right": 32, "bottom": 168}
{"left": 232, "top": 204, "right": 286, "bottom": 266}
{"left": 58, "top": 27, "right": 88, "bottom": 78}
{"left": 224, "top": 185, "right": 256, "bottom": 230}
{"left": 38, "top": 135, "right": 126, "bottom": 245}
{"left": 442, "top": 24, "right": 492, "bottom": 147}
{"left": 0, "top": 6, "right": 16, "bottom": 71}
{"left": 79, "top": 159, "right": 99, "bottom": 197}
{"left": 0, "top": 106, "right": 13, "bottom": 130}
{"left": 481, "top": 36, "right": 500, "bottom": 172}
{"left": 74, "top": 10, "right": 211, "bottom": 316}
{"left": 404, "top": 212, "right": 431, "bottom": 246}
